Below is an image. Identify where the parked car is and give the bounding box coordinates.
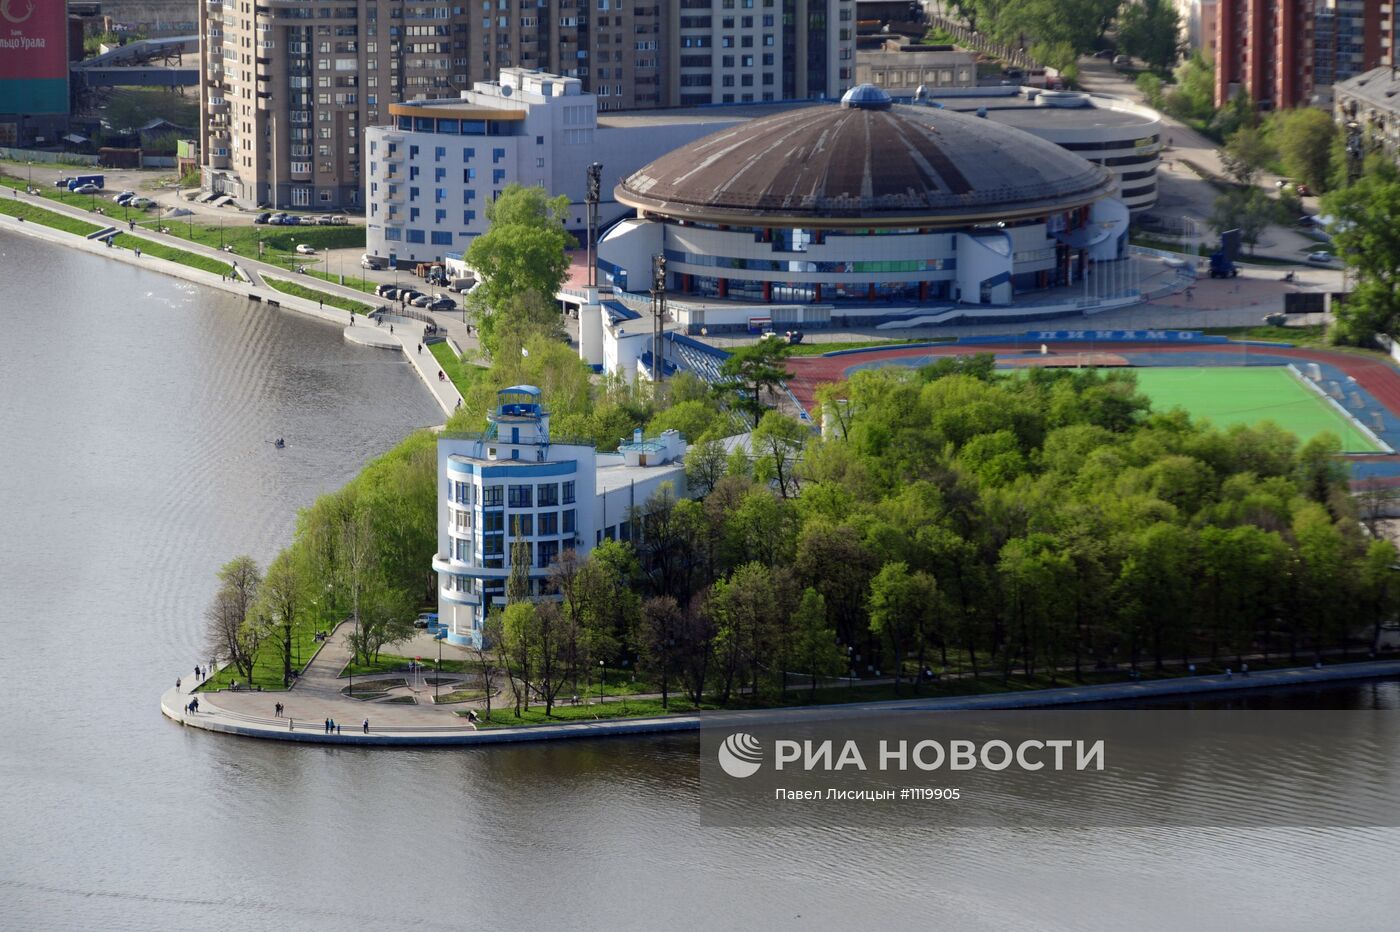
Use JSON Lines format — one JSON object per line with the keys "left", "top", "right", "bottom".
{"left": 253, "top": 212, "right": 271, "bottom": 224}
{"left": 362, "top": 253, "right": 389, "bottom": 270}
{"left": 1093, "top": 48, "right": 1116, "bottom": 59}
{"left": 315, "top": 215, "right": 336, "bottom": 225}
{"left": 411, "top": 294, "right": 435, "bottom": 307}
{"left": 268, "top": 212, "right": 288, "bottom": 224}
{"left": 379, "top": 287, "right": 401, "bottom": 301}
{"left": 54, "top": 177, "right": 72, "bottom": 188}
{"left": 428, "top": 296, "right": 456, "bottom": 311}
{"left": 73, "top": 183, "right": 101, "bottom": 195}
{"left": 329, "top": 215, "right": 348, "bottom": 225}
{"left": 284, "top": 215, "right": 303, "bottom": 225}
{"left": 398, "top": 289, "right": 424, "bottom": 303}
{"left": 413, "top": 613, "right": 434, "bottom": 629}
{"left": 130, "top": 196, "right": 155, "bottom": 208}
{"left": 1113, "top": 54, "right": 1132, "bottom": 66}
{"left": 374, "top": 283, "right": 398, "bottom": 297}
{"left": 112, "top": 191, "right": 135, "bottom": 203}
{"left": 1306, "top": 251, "right": 1334, "bottom": 264}
{"left": 295, "top": 243, "right": 316, "bottom": 255}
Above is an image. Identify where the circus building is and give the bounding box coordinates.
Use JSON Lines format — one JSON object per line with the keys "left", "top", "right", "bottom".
{"left": 596, "top": 84, "right": 1133, "bottom": 331}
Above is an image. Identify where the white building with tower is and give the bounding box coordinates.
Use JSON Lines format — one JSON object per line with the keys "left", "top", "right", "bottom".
{"left": 432, "top": 385, "right": 689, "bottom": 647}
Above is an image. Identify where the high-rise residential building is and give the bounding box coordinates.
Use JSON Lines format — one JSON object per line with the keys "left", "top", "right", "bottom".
{"left": 670, "top": 0, "right": 855, "bottom": 106}
{"left": 200, "top": 0, "right": 470, "bottom": 211}
{"left": 1314, "top": 0, "right": 1395, "bottom": 91}
{"left": 201, "top": 0, "right": 855, "bottom": 210}
{"left": 1214, "top": 0, "right": 1316, "bottom": 108}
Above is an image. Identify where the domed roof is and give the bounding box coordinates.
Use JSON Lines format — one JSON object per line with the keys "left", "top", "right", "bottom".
{"left": 615, "top": 103, "right": 1116, "bottom": 228}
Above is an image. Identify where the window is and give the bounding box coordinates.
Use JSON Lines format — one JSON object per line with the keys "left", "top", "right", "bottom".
{"left": 537, "top": 540, "right": 559, "bottom": 568}
{"left": 562, "top": 509, "right": 576, "bottom": 534}
{"left": 482, "top": 484, "right": 504, "bottom": 507}
{"left": 431, "top": 231, "right": 452, "bottom": 245}
{"left": 508, "top": 484, "right": 532, "bottom": 508}
{"left": 407, "top": 228, "right": 425, "bottom": 243}
{"left": 538, "top": 511, "right": 558, "bottom": 535}
{"left": 483, "top": 533, "right": 504, "bottom": 556}
{"left": 509, "top": 513, "right": 533, "bottom": 536}
{"left": 483, "top": 511, "right": 504, "bottom": 533}
{"left": 562, "top": 480, "right": 575, "bottom": 504}
{"left": 537, "top": 483, "right": 559, "bottom": 506}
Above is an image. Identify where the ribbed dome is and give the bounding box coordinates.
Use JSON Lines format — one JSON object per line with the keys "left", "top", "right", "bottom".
{"left": 615, "top": 103, "right": 1117, "bottom": 228}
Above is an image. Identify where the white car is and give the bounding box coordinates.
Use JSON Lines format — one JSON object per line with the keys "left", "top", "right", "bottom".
{"left": 295, "top": 244, "right": 317, "bottom": 255}
{"left": 130, "top": 196, "right": 155, "bottom": 208}
{"left": 112, "top": 191, "right": 135, "bottom": 203}
{"left": 1306, "top": 251, "right": 1334, "bottom": 264}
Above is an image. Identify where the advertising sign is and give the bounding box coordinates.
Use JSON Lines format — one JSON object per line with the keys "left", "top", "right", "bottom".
{"left": 0, "top": 0, "right": 69, "bottom": 115}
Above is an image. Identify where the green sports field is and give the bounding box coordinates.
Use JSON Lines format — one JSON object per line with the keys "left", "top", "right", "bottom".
{"left": 1132, "top": 366, "right": 1382, "bottom": 452}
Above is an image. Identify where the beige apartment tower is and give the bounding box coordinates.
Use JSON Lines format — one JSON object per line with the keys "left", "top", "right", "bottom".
{"left": 200, "top": 0, "right": 853, "bottom": 210}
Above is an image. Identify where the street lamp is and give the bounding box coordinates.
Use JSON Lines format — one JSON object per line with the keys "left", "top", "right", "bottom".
{"left": 598, "top": 658, "right": 606, "bottom": 705}
{"left": 585, "top": 161, "right": 602, "bottom": 288}
{"left": 26, "top": 160, "right": 32, "bottom": 191}
{"left": 435, "top": 631, "right": 443, "bottom": 702}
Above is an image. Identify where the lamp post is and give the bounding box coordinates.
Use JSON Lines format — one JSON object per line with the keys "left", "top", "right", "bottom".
{"left": 650, "top": 253, "right": 666, "bottom": 384}
{"left": 26, "top": 160, "right": 32, "bottom": 191}
{"left": 585, "top": 161, "right": 602, "bottom": 288}
{"left": 435, "top": 631, "right": 443, "bottom": 702}
{"left": 598, "top": 658, "right": 606, "bottom": 705}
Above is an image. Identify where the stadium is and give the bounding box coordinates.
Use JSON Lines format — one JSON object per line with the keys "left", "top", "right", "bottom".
{"left": 596, "top": 84, "right": 1143, "bottom": 332}
{"left": 783, "top": 331, "right": 1400, "bottom": 478}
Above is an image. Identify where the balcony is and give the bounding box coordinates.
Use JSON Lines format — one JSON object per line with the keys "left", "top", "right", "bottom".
{"left": 208, "top": 96, "right": 228, "bottom": 111}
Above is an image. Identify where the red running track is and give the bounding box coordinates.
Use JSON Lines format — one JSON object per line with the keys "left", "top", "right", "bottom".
{"left": 787, "top": 342, "right": 1400, "bottom": 426}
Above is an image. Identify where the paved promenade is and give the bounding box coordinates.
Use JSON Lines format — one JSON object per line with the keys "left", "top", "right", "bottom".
{"left": 162, "top": 656, "right": 1400, "bottom": 747}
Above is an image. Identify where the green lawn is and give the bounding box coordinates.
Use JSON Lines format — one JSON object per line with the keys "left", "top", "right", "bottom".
{"left": 430, "top": 341, "right": 486, "bottom": 395}
{"left": 139, "top": 220, "right": 366, "bottom": 274}
{"left": 340, "top": 653, "right": 485, "bottom": 678}
{"left": 0, "top": 196, "right": 105, "bottom": 236}
{"left": 110, "top": 233, "right": 234, "bottom": 276}
{"left": 199, "top": 624, "right": 326, "bottom": 692}
{"left": 263, "top": 275, "right": 375, "bottom": 313}
{"left": 1202, "top": 325, "right": 1327, "bottom": 346}
{"left": 787, "top": 337, "right": 955, "bottom": 357}
{"left": 1133, "top": 366, "right": 1382, "bottom": 452}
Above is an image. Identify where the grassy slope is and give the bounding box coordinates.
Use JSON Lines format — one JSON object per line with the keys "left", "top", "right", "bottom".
{"left": 110, "top": 233, "right": 234, "bottom": 276}
{"left": 0, "top": 196, "right": 104, "bottom": 236}
{"left": 263, "top": 275, "right": 375, "bottom": 313}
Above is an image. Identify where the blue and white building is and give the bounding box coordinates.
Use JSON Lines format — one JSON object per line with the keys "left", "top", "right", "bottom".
{"left": 363, "top": 68, "right": 742, "bottom": 268}
{"left": 432, "top": 385, "right": 689, "bottom": 647}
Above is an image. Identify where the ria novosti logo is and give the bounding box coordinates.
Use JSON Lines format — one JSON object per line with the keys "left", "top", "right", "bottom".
{"left": 717, "top": 732, "right": 763, "bottom": 778}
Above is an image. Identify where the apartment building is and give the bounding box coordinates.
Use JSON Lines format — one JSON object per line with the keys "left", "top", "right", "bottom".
{"left": 1214, "top": 0, "right": 1316, "bottom": 108}
{"left": 1315, "top": 0, "right": 1395, "bottom": 91}
{"left": 202, "top": 1, "right": 854, "bottom": 210}
{"left": 670, "top": 0, "right": 856, "bottom": 106}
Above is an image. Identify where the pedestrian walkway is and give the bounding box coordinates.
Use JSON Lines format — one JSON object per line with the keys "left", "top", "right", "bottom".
{"left": 161, "top": 656, "right": 1400, "bottom": 747}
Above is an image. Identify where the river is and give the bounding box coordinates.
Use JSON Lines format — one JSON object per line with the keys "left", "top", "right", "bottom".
{"left": 2, "top": 230, "right": 1399, "bottom": 931}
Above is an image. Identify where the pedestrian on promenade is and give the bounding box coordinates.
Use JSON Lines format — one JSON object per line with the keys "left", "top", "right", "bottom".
{"left": 330, "top": 718, "right": 336, "bottom": 733}
{"left": 349, "top": 313, "right": 354, "bottom": 325}
{"left": 176, "top": 678, "right": 181, "bottom": 690}
{"left": 363, "top": 718, "right": 369, "bottom": 734}
{"left": 417, "top": 343, "right": 422, "bottom": 354}
{"left": 389, "top": 324, "right": 394, "bottom": 335}
{"left": 336, "top": 724, "right": 341, "bottom": 735}
{"left": 289, "top": 718, "right": 294, "bottom": 731}
{"left": 318, "top": 298, "right": 323, "bottom": 309}
{"left": 324, "top": 718, "right": 330, "bottom": 734}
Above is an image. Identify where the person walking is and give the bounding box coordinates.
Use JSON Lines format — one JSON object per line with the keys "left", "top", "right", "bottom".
{"left": 362, "top": 718, "right": 369, "bottom": 734}
{"left": 417, "top": 343, "right": 423, "bottom": 354}
{"left": 336, "top": 723, "right": 341, "bottom": 735}
{"left": 176, "top": 678, "right": 181, "bottom": 690}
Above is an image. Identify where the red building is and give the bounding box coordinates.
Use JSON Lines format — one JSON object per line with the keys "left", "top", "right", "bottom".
{"left": 1214, "top": 0, "right": 1316, "bottom": 108}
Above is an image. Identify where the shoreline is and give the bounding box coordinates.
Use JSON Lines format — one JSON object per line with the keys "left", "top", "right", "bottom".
{"left": 161, "top": 657, "right": 1400, "bottom": 747}
{"left": 0, "top": 212, "right": 463, "bottom": 416}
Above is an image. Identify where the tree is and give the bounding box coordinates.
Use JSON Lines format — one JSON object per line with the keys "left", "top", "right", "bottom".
{"left": 717, "top": 338, "right": 793, "bottom": 428}
{"left": 499, "top": 601, "right": 538, "bottom": 714}
{"left": 709, "top": 562, "right": 780, "bottom": 701}
{"left": 867, "top": 561, "right": 938, "bottom": 694}
{"left": 1221, "top": 127, "right": 1276, "bottom": 186}
{"left": 475, "top": 612, "right": 505, "bottom": 721}
{"left": 684, "top": 434, "right": 729, "bottom": 497}
{"left": 1210, "top": 187, "right": 1282, "bottom": 254}
{"left": 790, "top": 588, "right": 845, "bottom": 696}
{"left": 1164, "top": 51, "right": 1214, "bottom": 122}
{"left": 1135, "top": 71, "right": 1164, "bottom": 109}
{"left": 640, "top": 595, "right": 684, "bottom": 708}
{"left": 1269, "top": 108, "right": 1338, "bottom": 193}
{"left": 256, "top": 551, "right": 303, "bottom": 687}
{"left": 1118, "top": 0, "right": 1181, "bottom": 73}
{"left": 204, "top": 556, "right": 262, "bottom": 680}
{"left": 1322, "top": 172, "right": 1400, "bottom": 342}
{"left": 647, "top": 398, "right": 724, "bottom": 444}
{"left": 348, "top": 581, "right": 416, "bottom": 664}
{"left": 464, "top": 184, "right": 576, "bottom": 357}
{"left": 750, "top": 410, "right": 808, "bottom": 499}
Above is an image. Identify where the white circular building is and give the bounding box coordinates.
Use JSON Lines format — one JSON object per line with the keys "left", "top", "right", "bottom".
{"left": 597, "top": 85, "right": 1130, "bottom": 327}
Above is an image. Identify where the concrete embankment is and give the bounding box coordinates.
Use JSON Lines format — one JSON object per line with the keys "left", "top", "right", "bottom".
{"left": 1, "top": 212, "right": 463, "bottom": 416}
{"left": 162, "top": 658, "right": 1400, "bottom": 748}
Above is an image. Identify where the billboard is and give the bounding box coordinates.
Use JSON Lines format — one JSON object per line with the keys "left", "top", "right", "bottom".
{"left": 0, "top": 0, "right": 69, "bottom": 115}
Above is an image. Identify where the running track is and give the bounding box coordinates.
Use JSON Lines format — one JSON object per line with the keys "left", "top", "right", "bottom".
{"left": 787, "top": 342, "right": 1400, "bottom": 483}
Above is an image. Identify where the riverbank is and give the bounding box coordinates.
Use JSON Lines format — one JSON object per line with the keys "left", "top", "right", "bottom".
{"left": 0, "top": 203, "right": 463, "bottom": 417}
{"left": 161, "top": 657, "right": 1400, "bottom": 746}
